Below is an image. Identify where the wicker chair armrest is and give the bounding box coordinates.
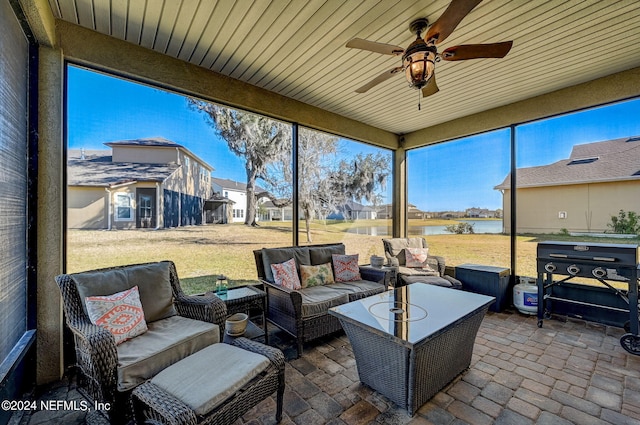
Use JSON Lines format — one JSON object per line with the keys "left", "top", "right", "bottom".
{"left": 262, "top": 279, "right": 292, "bottom": 293}
{"left": 428, "top": 255, "right": 447, "bottom": 276}
{"left": 67, "top": 316, "right": 117, "bottom": 360}
{"left": 262, "top": 279, "right": 303, "bottom": 317}
{"left": 358, "top": 267, "right": 386, "bottom": 285}
{"left": 174, "top": 293, "right": 227, "bottom": 328}
{"left": 67, "top": 318, "right": 118, "bottom": 394}
{"left": 231, "top": 337, "right": 285, "bottom": 370}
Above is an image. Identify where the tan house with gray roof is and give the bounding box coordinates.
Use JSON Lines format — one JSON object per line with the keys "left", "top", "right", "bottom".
{"left": 67, "top": 137, "right": 213, "bottom": 229}
{"left": 495, "top": 136, "right": 640, "bottom": 234}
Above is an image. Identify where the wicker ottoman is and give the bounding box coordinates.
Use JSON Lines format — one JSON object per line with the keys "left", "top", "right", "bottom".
{"left": 131, "top": 338, "right": 284, "bottom": 425}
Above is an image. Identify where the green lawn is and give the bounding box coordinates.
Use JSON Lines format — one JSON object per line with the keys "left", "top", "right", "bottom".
{"left": 67, "top": 221, "right": 639, "bottom": 294}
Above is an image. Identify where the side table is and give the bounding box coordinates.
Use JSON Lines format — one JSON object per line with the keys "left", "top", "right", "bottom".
{"left": 455, "top": 264, "right": 511, "bottom": 312}
{"left": 209, "top": 285, "right": 268, "bottom": 344}
{"left": 359, "top": 264, "right": 398, "bottom": 289}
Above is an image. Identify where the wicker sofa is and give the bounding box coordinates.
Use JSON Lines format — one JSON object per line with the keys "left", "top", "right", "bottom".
{"left": 254, "top": 243, "right": 386, "bottom": 356}
{"left": 55, "top": 261, "right": 227, "bottom": 423}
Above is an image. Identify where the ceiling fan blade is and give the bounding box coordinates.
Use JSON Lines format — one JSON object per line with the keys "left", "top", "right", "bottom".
{"left": 355, "top": 67, "right": 403, "bottom": 93}
{"left": 426, "top": 0, "right": 483, "bottom": 44}
{"left": 346, "top": 38, "right": 404, "bottom": 56}
{"left": 441, "top": 41, "right": 513, "bottom": 61}
{"left": 422, "top": 73, "right": 439, "bottom": 97}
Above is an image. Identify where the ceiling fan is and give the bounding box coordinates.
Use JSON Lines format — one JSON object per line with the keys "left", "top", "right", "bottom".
{"left": 346, "top": 0, "right": 513, "bottom": 101}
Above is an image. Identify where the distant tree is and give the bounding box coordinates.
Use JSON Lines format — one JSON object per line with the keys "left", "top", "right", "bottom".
{"left": 259, "top": 131, "right": 391, "bottom": 242}
{"left": 298, "top": 129, "right": 339, "bottom": 242}
{"left": 445, "top": 222, "right": 475, "bottom": 234}
{"left": 330, "top": 152, "right": 390, "bottom": 205}
{"left": 189, "top": 99, "right": 390, "bottom": 237}
{"left": 189, "top": 100, "right": 291, "bottom": 226}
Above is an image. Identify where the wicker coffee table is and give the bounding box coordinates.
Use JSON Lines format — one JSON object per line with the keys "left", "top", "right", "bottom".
{"left": 329, "top": 283, "right": 494, "bottom": 415}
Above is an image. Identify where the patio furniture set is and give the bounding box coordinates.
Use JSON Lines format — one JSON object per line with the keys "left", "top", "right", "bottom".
{"left": 56, "top": 238, "right": 493, "bottom": 424}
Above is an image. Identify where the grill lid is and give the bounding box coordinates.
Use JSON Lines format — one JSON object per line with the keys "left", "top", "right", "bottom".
{"left": 537, "top": 241, "right": 638, "bottom": 266}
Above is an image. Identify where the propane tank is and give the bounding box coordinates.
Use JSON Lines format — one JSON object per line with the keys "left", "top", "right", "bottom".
{"left": 513, "top": 277, "right": 538, "bottom": 315}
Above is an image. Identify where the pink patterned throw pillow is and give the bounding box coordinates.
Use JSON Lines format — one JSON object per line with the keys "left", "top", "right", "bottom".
{"left": 405, "top": 247, "right": 433, "bottom": 269}
{"left": 85, "top": 286, "right": 148, "bottom": 345}
{"left": 332, "top": 254, "right": 361, "bottom": 282}
{"left": 270, "top": 258, "right": 301, "bottom": 290}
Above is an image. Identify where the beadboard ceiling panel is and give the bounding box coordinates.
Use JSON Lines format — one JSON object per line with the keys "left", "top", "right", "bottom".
{"left": 47, "top": 0, "right": 640, "bottom": 134}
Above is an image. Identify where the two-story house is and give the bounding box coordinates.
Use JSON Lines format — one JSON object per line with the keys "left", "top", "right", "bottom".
{"left": 67, "top": 137, "right": 213, "bottom": 229}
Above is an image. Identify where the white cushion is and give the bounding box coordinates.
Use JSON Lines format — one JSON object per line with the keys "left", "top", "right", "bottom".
{"left": 150, "top": 343, "right": 270, "bottom": 416}
{"left": 116, "top": 316, "right": 219, "bottom": 391}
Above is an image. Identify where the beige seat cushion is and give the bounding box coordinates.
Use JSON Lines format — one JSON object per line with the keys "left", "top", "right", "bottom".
{"left": 298, "top": 286, "right": 349, "bottom": 318}
{"left": 73, "top": 261, "right": 176, "bottom": 323}
{"left": 116, "top": 315, "right": 219, "bottom": 391}
{"left": 150, "top": 343, "right": 270, "bottom": 416}
{"left": 397, "top": 266, "right": 439, "bottom": 277}
{"left": 330, "top": 281, "right": 385, "bottom": 301}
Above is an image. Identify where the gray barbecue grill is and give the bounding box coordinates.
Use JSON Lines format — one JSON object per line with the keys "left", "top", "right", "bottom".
{"left": 537, "top": 241, "right": 640, "bottom": 355}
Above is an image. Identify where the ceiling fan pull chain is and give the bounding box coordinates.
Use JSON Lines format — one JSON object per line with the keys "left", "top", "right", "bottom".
{"left": 418, "top": 90, "right": 421, "bottom": 111}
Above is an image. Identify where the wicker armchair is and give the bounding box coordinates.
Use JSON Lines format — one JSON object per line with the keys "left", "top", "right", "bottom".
{"left": 55, "top": 261, "right": 227, "bottom": 423}
{"left": 382, "top": 237, "right": 462, "bottom": 288}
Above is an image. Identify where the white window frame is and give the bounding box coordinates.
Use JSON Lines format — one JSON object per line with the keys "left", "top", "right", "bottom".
{"left": 114, "top": 193, "right": 133, "bottom": 221}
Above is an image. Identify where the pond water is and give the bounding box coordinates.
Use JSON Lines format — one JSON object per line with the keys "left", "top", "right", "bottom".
{"left": 346, "top": 220, "right": 504, "bottom": 236}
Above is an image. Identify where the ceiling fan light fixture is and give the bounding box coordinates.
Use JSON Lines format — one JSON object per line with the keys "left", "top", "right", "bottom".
{"left": 403, "top": 48, "right": 436, "bottom": 90}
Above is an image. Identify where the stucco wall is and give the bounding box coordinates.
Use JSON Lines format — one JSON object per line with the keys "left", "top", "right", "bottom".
{"left": 67, "top": 187, "right": 108, "bottom": 229}
{"left": 111, "top": 145, "right": 178, "bottom": 164}
{"left": 502, "top": 180, "right": 640, "bottom": 234}
{"left": 36, "top": 46, "right": 64, "bottom": 385}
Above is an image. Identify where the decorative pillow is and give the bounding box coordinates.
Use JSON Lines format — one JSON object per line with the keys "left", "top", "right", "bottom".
{"left": 405, "top": 247, "right": 434, "bottom": 270}
{"left": 332, "top": 254, "right": 361, "bottom": 282}
{"left": 85, "top": 286, "right": 148, "bottom": 345}
{"left": 300, "top": 263, "right": 335, "bottom": 288}
{"left": 270, "top": 258, "right": 301, "bottom": 290}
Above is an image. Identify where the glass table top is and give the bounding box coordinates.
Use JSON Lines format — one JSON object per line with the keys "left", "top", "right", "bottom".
{"left": 213, "top": 285, "right": 263, "bottom": 301}
{"left": 329, "top": 283, "right": 495, "bottom": 345}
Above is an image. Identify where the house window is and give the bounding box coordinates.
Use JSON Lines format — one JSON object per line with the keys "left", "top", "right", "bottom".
{"left": 115, "top": 193, "right": 133, "bottom": 220}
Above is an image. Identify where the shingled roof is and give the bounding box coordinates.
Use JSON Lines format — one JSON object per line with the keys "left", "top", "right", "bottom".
{"left": 67, "top": 149, "right": 180, "bottom": 187}
{"left": 104, "top": 137, "right": 183, "bottom": 148}
{"left": 495, "top": 136, "right": 640, "bottom": 190}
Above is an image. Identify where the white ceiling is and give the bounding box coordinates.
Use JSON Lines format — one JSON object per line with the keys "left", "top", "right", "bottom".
{"left": 47, "top": 0, "right": 640, "bottom": 135}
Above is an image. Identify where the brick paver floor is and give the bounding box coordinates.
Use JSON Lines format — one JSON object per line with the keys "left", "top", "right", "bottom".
{"left": 9, "top": 309, "right": 640, "bottom": 424}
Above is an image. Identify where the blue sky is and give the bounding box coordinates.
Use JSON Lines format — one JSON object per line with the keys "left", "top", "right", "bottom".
{"left": 407, "top": 97, "right": 640, "bottom": 211}
{"left": 67, "top": 66, "right": 247, "bottom": 182}
{"left": 68, "top": 65, "right": 640, "bottom": 212}
{"left": 67, "top": 66, "right": 390, "bottom": 193}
